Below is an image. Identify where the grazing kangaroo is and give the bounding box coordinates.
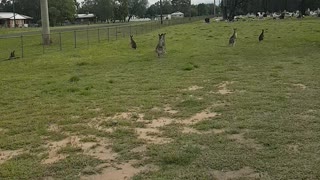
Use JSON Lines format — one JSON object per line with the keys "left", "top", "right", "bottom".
{"left": 259, "top": 29, "right": 264, "bottom": 42}
{"left": 229, "top": 29, "right": 237, "bottom": 47}
{"left": 130, "top": 35, "right": 137, "bottom": 49}
{"left": 9, "top": 50, "right": 15, "bottom": 60}
{"left": 155, "top": 33, "right": 166, "bottom": 57}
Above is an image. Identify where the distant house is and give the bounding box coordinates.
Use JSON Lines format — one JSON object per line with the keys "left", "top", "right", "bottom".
{"left": 0, "top": 12, "right": 32, "bottom": 28}
{"left": 171, "top": 12, "right": 184, "bottom": 18}
{"left": 75, "top": 14, "right": 96, "bottom": 24}
{"left": 155, "top": 14, "right": 171, "bottom": 21}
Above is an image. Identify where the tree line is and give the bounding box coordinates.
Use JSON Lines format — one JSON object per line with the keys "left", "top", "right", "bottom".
{"left": 0, "top": 0, "right": 218, "bottom": 26}
{"left": 221, "top": 0, "right": 320, "bottom": 19}
{"left": 1, "top": 0, "right": 318, "bottom": 26}
{"left": 77, "top": 0, "right": 218, "bottom": 22}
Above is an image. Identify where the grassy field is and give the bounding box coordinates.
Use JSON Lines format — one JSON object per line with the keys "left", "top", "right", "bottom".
{"left": 0, "top": 17, "right": 320, "bottom": 179}
{"left": 0, "top": 19, "right": 189, "bottom": 61}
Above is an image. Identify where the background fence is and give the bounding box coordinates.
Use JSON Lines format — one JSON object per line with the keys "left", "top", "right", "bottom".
{"left": 0, "top": 17, "right": 204, "bottom": 61}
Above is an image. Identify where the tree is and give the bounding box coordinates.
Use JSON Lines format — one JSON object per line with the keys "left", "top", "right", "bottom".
{"left": 162, "top": 0, "right": 173, "bottom": 14}
{"left": 0, "top": 0, "right": 13, "bottom": 12}
{"left": 74, "top": 0, "right": 80, "bottom": 12}
{"left": 48, "top": 0, "right": 76, "bottom": 26}
{"left": 113, "top": 0, "right": 128, "bottom": 22}
{"left": 48, "top": 6, "right": 60, "bottom": 26}
{"left": 128, "top": 0, "right": 148, "bottom": 21}
{"left": 197, "top": 3, "right": 208, "bottom": 16}
{"left": 171, "top": 0, "right": 190, "bottom": 14}
{"left": 95, "top": 0, "right": 113, "bottom": 22}
{"left": 78, "top": 0, "right": 96, "bottom": 14}
{"left": 145, "top": 3, "right": 158, "bottom": 18}
{"left": 11, "top": 0, "right": 41, "bottom": 23}
{"left": 0, "top": 0, "right": 76, "bottom": 25}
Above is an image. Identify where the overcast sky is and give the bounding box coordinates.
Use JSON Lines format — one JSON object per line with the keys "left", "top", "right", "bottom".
{"left": 77, "top": 0, "right": 220, "bottom": 6}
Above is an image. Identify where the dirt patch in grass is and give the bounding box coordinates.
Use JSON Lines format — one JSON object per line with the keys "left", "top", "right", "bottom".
{"left": 164, "top": 105, "right": 178, "bottom": 114}
{"left": 0, "top": 149, "right": 24, "bottom": 165}
{"left": 48, "top": 124, "right": 60, "bottom": 133}
{"left": 130, "top": 145, "right": 147, "bottom": 153}
{"left": 179, "top": 110, "right": 219, "bottom": 125}
{"left": 142, "top": 117, "right": 175, "bottom": 128}
{"left": 81, "top": 160, "right": 158, "bottom": 180}
{"left": 292, "top": 83, "right": 307, "bottom": 90}
{"left": 216, "top": 81, "right": 234, "bottom": 95}
{"left": 42, "top": 138, "right": 70, "bottom": 164}
{"left": 135, "top": 128, "right": 173, "bottom": 144}
{"left": 42, "top": 136, "right": 117, "bottom": 164}
{"left": 82, "top": 138, "right": 117, "bottom": 161}
{"left": 134, "top": 116, "right": 175, "bottom": 144}
{"left": 134, "top": 107, "right": 219, "bottom": 143}
{"left": 185, "top": 85, "right": 204, "bottom": 91}
{"left": 212, "top": 167, "right": 260, "bottom": 180}
{"left": 111, "top": 112, "right": 143, "bottom": 121}
{"left": 182, "top": 127, "right": 225, "bottom": 135}
{"left": 88, "top": 117, "right": 114, "bottom": 133}
{"left": 228, "top": 133, "right": 263, "bottom": 150}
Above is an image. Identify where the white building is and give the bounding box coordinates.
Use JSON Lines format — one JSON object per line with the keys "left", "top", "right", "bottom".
{"left": 0, "top": 12, "right": 32, "bottom": 28}
{"left": 75, "top": 13, "right": 96, "bottom": 24}
{"left": 171, "top": 11, "right": 184, "bottom": 18}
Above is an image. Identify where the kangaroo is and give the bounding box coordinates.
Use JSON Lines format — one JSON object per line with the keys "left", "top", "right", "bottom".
{"left": 9, "top": 50, "right": 15, "bottom": 60}
{"left": 259, "top": 29, "right": 264, "bottom": 42}
{"left": 229, "top": 29, "right": 237, "bottom": 47}
{"left": 155, "top": 33, "right": 166, "bottom": 57}
{"left": 130, "top": 35, "right": 137, "bottom": 49}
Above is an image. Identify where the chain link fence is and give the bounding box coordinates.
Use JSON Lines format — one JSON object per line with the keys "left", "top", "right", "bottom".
{"left": 0, "top": 17, "right": 205, "bottom": 60}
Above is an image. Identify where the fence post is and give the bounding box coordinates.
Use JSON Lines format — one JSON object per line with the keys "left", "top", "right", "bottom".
{"left": 107, "top": 28, "right": 110, "bottom": 42}
{"left": 74, "top": 31, "right": 77, "bottom": 48}
{"left": 20, "top": 35, "right": 24, "bottom": 58}
{"left": 59, "top": 32, "right": 62, "bottom": 51}
{"left": 98, "top": 28, "right": 100, "bottom": 43}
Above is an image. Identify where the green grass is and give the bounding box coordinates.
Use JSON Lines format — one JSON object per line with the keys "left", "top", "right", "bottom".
{"left": 1, "top": 17, "right": 320, "bottom": 179}
{"left": 0, "top": 18, "right": 190, "bottom": 60}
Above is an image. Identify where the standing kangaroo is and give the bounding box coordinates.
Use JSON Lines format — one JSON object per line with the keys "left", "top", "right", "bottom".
{"left": 9, "top": 50, "right": 15, "bottom": 60}
{"left": 229, "top": 28, "right": 237, "bottom": 47}
{"left": 130, "top": 35, "right": 137, "bottom": 49}
{"left": 259, "top": 29, "right": 264, "bottom": 42}
{"left": 155, "top": 33, "right": 166, "bottom": 57}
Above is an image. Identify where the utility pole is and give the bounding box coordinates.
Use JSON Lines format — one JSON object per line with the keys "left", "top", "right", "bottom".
{"left": 214, "top": 0, "right": 216, "bottom": 17}
{"left": 222, "top": 0, "right": 228, "bottom": 20}
{"left": 40, "top": 0, "right": 51, "bottom": 45}
{"left": 12, "top": 0, "right": 16, "bottom": 28}
{"left": 189, "top": 0, "right": 191, "bottom": 20}
{"left": 160, "top": 0, "right": 163, "bottom": 24}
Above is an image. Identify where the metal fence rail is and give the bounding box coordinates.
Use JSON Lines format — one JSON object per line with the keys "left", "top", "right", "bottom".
{"left": 0, "top": 17, "right": 204, "bottom": 61}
